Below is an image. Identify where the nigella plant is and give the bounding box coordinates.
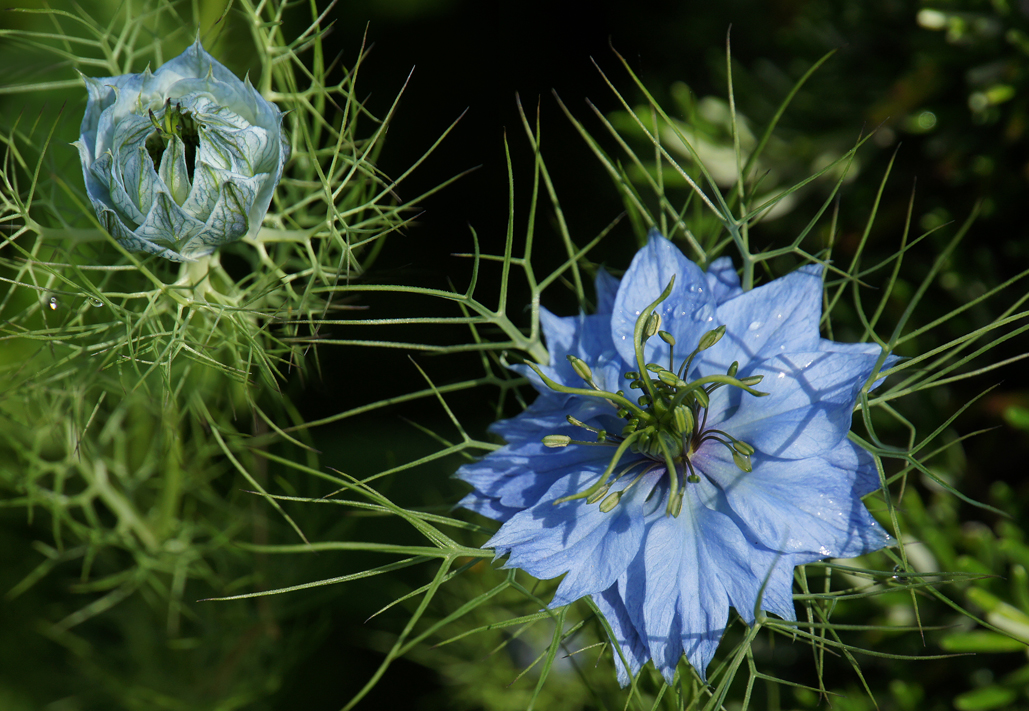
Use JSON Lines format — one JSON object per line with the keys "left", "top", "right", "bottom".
{"left": 74, "top": 40, "right": 289, "bottom": 262}
{"left": 458, "top": 231, "right": 895, "bottom": 684}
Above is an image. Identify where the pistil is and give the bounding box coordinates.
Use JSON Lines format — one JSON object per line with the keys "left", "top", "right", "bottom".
{"left": 530, "top": 277, "right": 769, "bottom": 517}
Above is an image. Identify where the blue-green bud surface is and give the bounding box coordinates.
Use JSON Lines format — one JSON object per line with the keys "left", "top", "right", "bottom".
{"left": 74, "top": 40, "right": 289, "bottom": 262}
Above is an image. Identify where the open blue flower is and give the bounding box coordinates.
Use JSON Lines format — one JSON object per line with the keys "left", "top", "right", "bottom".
{"left": 457, "top": 231, "right": 893, "bottom": 685}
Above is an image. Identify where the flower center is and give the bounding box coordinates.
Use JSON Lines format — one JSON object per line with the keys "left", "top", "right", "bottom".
{"left": 145, "top": 99, "right": 201, "bottom": 184}
{"left": 530, "top": 276, "right": 767, "bottom": 517}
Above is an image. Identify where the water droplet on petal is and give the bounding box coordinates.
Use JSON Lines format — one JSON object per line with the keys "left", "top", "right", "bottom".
{"left": 748, "top": 321, "right": 762, "bottom": 331}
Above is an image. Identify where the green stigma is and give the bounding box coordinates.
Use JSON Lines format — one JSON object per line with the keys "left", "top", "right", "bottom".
{"left": 530, "top": 277, "right": 768, "bottom": 517}
{"left": 145, "top": 99, "right": 201, "bottom": 185}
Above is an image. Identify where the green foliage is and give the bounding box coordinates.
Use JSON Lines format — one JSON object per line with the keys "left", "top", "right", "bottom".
{"left": 1, "top": 1, "right": 1027, "bottom": 709}
{"left": 0, "top": 0, "right": 452, "bottom": 707}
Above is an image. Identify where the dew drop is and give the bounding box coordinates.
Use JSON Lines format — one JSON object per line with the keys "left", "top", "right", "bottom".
{"left": 48, "top": 296, "right": 58, "bottom": 310}
{"left": 90, "top": 297, "right": 104, "bottom": 308}
{"left": 748, "top": 321, "right": 762, "bottom": 331}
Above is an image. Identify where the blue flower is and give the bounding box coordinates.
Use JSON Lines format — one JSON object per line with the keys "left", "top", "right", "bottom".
{"left": 457, "top": 231, "right": 893, "bottom": 685}
{"left": 74, "top": 40, "right": 289, "bottom": 262}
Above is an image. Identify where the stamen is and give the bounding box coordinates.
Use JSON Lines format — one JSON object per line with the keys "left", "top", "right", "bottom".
{"left": 535, "top": 278, "right": 767, "bottom": 517}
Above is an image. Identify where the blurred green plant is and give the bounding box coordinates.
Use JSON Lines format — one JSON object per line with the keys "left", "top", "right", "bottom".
{"left": 0, "top": 0, "right": 457, "bottom": 707}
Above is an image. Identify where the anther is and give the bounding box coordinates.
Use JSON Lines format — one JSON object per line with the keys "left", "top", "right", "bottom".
{"left": 543, "top": 435, "right": 572, "bottom": 448}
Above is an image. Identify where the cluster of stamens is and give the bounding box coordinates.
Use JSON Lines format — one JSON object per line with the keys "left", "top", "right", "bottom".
{"left": 530, "top": 276, "right": 767, "bottom": 517}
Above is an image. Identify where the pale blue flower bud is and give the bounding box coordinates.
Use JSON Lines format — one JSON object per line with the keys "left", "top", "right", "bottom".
{"left": 74, "top": 40, "right": 289, "bottom": 262}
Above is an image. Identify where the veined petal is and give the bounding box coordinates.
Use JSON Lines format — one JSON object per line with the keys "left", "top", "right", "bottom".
{"left": 620, "top": 486, "right": 731, "bottom": 683}
{"left": 695, "top": 438, "right": 892, "bottom": 558}
{"left": 182, "top": 160, "right": 221, "bottom": 218}
{"left": 457, "top": 432, "right": 616, "bottom": 510}
{"left": 119, "top": 145, "right": 161, "bottom": 217}
{"left": 719, "top": 350, "right": 881, "bottom": 458}
{"left": 487, "top": 393, "right": 616, "bottom": 445}
{"left": 136, "top": 190, "right": 205, "bottom": 250}
{"left": 176, "top": 174, "right": 259, "bottom": 259}
{"left": 701, "top": 265, "right": 823, "bottom": 373}
{"left": 90, "top": 152, "right": 145, "bottom": 227}
{"left": 488, "top": 468, "right": 658, "bottom": 605}
{"left": 198, "top": 120, "right": 270, "bottom": 175}
{"left": 591, "top": 586, "right": 650, "bottom": 686}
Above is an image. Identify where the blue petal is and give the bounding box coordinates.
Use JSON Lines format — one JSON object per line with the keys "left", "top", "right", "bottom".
{"left": 486, "top": 393, "right": 583, "bottom": 443}
{"left": 718, "top": 350, "right": 882, "bottom": 459}
{"left": 695, "top": 438, "right": 892, "bottom": 558}
{"left": 456, "top": 433, "right": 615, "bottom": 510}
{"left": 594, "top": 267, "right": 620, "bottom": 315}
{"left": 591, "top": 585, "right": 650, "bottom": 686}
{"left": 701, "top": 265, "right": 824, "bottom": 373}
{"left": 486, "top": 468, "right": 658, "bottom": 606}
{"left": 620, "top": 491, "right": 728, "bottom": 682}
{"left": 620, "top": 478, "right": 808, "bottom": 683}
{"left": 611, "top": 233, "right": 716, "bottom": 367}
{"left": 457, "top": 490, "right": 520, "bottom": 523}
{"left": 516, "top": 309, "right": 617, "bottom": 393}
{"left": 705, "top": 256, "right": 742, "bottom": 304}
